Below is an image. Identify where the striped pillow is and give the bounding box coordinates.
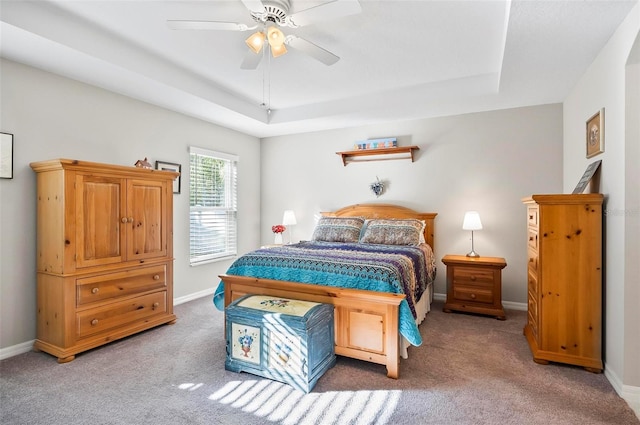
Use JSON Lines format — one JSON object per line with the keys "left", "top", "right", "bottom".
{"left": 359, "top": 219, "right": 425, "bottom": 246}
{"left": 311, "top": 217, "right": 366, "bottom": 243}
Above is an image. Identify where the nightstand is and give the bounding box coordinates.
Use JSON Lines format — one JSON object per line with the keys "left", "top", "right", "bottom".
{"left": 442, "top": 255, "right": 507, "bottom": 320}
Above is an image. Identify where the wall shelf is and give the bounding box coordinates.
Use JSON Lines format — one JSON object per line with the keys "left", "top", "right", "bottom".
{"left": 336, "top": 146, "right": 419, "bottom": 166}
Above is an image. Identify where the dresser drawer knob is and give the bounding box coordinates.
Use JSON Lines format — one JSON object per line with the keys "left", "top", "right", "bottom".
{"left": 470, "top": 275, "right": 476, "bottom": 281}
{"left": 470, "top": 293, "right": 476, "bottom": 299}
{"left": 529, "top": 236, "right": 534, "bottom": 241}
{"left": 152, "top": 302, "right": 160, "bottom": 310}
{"left": 91, "top": 287, "right": 99, "bottom": 294}
{"left": 90, "top": 319, "right": 99, "bottom": 326}
{"left": 153, "top": 275, "right": 160, "bottom": 281}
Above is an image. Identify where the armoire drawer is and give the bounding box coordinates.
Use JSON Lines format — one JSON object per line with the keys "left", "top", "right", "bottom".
{"left": 76, "top": 265, "right": 167, "bottom": 306}
{"left": 76, "top": 291, "right": 167, "bottom": 338}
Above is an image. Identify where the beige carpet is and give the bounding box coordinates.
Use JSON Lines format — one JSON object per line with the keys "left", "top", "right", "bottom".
{"left": 1, "top": 295, "right": 638, "bottom": 425}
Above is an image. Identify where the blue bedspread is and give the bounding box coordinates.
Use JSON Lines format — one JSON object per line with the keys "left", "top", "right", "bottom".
{"left": 213, "top": 241, "right": 435, "bottom": 346}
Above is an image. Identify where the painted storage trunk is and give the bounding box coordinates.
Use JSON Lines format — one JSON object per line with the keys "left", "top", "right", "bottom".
{"left": 225, "top": 295, "right": 336, "bottom": 393}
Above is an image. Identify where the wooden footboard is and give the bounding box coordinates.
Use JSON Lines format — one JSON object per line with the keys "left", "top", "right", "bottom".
{"left": 220, "top": 274, "right": 405, "bottom": 378}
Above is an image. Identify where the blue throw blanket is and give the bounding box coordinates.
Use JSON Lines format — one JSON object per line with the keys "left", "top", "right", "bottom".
{"left": 213, "top": 241, "right": 435, "bottom": 346}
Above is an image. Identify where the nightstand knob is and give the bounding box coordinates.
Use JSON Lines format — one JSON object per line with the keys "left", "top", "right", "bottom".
{"left": 152, "top": 302, "right": 160, "bottom": 310}
{"left": 470, "top": 293, "right": 476, "bottom": 299}
{"left": 91, "top": 287, "right": 99, "bottom": 294}
{"left": 90, "top": 319, "right": 99, "bottom": 326}
{"left": 153, "top": 275, "right": 160, "bottom": 280}
{"left": 470, "top": 275, "right": 477, "bottom": 281}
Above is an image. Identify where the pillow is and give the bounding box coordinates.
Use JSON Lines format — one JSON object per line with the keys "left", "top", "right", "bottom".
{"left": 359, "top": 219, "right": 425, "bottom": 246}
{"left": 311, "top": 216, "right": 366, "bottom": 243}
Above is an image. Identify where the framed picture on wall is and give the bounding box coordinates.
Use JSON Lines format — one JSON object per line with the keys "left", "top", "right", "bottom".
{"left": 155, "top": 160, "right": 181, "bottom": 194}
{"left": 0, "top": 132, "right": 13, "bottom": 179}
{"left": 586, "top": 108, "right": 604, "bottom": 158}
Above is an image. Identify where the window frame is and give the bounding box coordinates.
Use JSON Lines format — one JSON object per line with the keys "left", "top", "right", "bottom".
{"left": 188, "top": 146, "right": 239, "bottom": 266}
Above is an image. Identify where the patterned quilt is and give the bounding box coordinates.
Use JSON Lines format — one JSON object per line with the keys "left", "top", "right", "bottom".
{"left": 213, "top": 241, "right": 436, "bottom": 346}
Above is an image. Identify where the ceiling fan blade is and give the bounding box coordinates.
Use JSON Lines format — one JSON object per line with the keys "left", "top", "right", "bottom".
{"left": 287, "top": 0, "right": 361, "bottom": 27}
{"left": 240, "top": 49, "right": 263, "bottom": 69}
{"left": 167, "top": 20, "right": 254, "bottom": 31}
{"left": 286, "top": 36, "right": 340, "bottom": 66}
{"left": 240, "top": 0, "right": 265, "bottom": 13}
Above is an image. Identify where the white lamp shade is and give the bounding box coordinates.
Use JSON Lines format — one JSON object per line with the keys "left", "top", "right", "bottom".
{"left": 462, "top": 211, "right": 483, "bottom": 230}
{"left": 282, "top": 210, "right": 297, "bottom": 226}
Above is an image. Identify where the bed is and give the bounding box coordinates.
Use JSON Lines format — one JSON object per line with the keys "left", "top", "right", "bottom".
{"left": 214, "top": 204, "right": 437, "bottom": 378}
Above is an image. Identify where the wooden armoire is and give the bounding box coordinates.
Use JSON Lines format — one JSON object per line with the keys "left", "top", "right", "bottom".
{"left": 522, "top": 194, "right": 603, "bottom": 372}
{"left": 30, "top": 159, "right": 179, "bottom": 362}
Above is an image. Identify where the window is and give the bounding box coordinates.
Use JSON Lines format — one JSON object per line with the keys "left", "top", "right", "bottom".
{"left": 189, "top": 146, "right": 238, "bottom": 265}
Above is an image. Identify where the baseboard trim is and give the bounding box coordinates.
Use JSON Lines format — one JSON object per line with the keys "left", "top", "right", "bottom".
{"left": 605, "top": 364, "right": 640, "bottom": 419}
{"left": 174, "top": 287, "right": 215, "bottom": 306}
{"left": 0, "top": 340, "right": 35, "bottom": 361}
{"left": 432, "top": 292, "right": 527, "bottom": 311}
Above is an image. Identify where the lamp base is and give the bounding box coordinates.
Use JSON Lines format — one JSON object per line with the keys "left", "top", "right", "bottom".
{"left": 466, "top": 250, "right": 480, "bottom": 258}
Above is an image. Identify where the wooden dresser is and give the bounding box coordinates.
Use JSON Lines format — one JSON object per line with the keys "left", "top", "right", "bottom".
{"left": 522, "top": 194, "right": 603, "bottom": 372}
{"left": 30, "top": 159, "right": 179, "bottom": 362}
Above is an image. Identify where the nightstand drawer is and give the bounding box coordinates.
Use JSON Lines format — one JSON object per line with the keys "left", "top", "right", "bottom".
{"left": 453, "top": 285, "right": 494, "bottom": 304}
{"left": 453, "top": 267, "right": 494, "bottom": 285}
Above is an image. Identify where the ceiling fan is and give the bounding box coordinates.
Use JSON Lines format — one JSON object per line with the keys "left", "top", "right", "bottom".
{"left": 167, "top": 0, "right": 361, "bottom": 69}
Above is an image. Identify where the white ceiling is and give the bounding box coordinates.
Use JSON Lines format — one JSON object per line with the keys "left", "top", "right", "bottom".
{"left": 1, "top": 0, "right": 637, "bottom": 138}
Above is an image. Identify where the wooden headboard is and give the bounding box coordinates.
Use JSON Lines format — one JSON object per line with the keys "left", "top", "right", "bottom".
{"left": 321, "top": 203, "right": 437, "bottom": 249}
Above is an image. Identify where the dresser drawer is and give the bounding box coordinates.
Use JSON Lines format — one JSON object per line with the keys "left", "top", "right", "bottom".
{"left": 453, "top": 285, "right": 494, "bottom": 304}
{"left": 527, "top": 206, "right": 539, "bottom": 228}
{"left": 77, "top": 265, "right": 167, "bottom": 306}
{"left": 76, "top": 291, "right": 167, "bottom": 338}
{"left": 527, "top": 249, "right": 538, "bottom": 273}
{"left": 527, "top": 229, "right": 538, "bottom": 251}
{"left": 452, "top": 267, "right": 494, "bottom": 286}
{"left": 527, "top": 293, "right": 538, "bottom": 337}
{"left": 527, "top": 271, "right": 538, "bottom": 297}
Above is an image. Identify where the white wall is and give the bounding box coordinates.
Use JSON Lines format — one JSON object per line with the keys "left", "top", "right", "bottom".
{"left": 260, "top": 104, "right": 563, "bottom": 303}
{"left": 562, "top": 1, "right": 640, "bottom": 404}
{"left": 0, "top": 59, "right": 261, "bottom": 351}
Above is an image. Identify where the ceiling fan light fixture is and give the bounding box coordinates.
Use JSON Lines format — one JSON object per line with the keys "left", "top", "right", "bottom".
{"left": 270, "top": 43, "right": 287, "bottom": 57}
{"left": 267, "top": 25, "right": 285, "bottom": 48}
{"left": 245, "top": 31, "right": 265, "bottom": 54}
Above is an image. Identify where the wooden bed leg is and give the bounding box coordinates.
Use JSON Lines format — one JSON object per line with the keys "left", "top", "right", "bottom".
{"left": 386, "top": 359, "right": 400, "bottom": 379}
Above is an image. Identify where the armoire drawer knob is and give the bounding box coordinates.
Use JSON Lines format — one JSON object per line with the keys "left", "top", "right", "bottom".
{"left": 152, "top": 302, "right": 160, "bottom": 310}
{"left": 90, "top": 319, "right": 99, "bottom": 326}
{"left": 153, "top": 275, "right": 160, "bottom": 280}
{"left": 91, "top": 287, "right": 99, "bottom": 294}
